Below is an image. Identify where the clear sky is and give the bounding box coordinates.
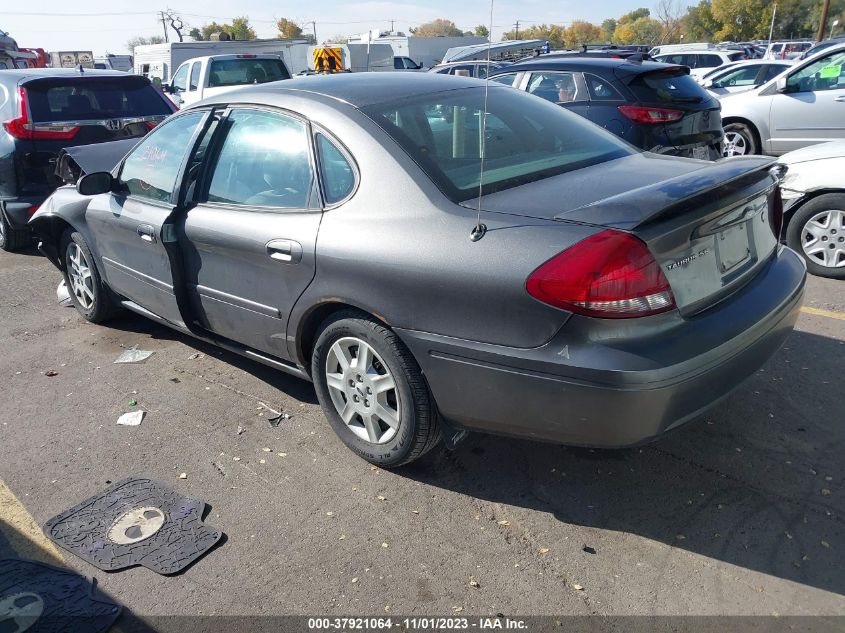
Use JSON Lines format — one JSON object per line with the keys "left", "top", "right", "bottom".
{"left": 1, "top": 0, "right": 643, "bottom": 54}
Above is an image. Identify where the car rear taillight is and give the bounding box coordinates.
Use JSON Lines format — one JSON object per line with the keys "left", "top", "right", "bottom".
{"left": 26, "top": 204, "right": 40, "bottom": 217}
{"left": 617, "top": 104, "right": 683, "bottom": 124}
{"left": 143, "top": 120, "right": 158, "bottom": 131}
{"left": 770, "top": 186, "right": 784, "bottom": 239}
{"left": 526, "top": 229, "right": 676, "bottom": 318}
{"left": 2, "top": 86, "right": 79, "bottom": 140}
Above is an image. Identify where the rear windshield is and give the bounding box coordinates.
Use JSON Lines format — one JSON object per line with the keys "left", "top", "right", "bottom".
{"left": 362, "top": 86, "right": 632, "bottom": 202}
{"left": 25, "top": 76, "right": 172, "bottom": 122}
{"left": 208, "top": 58, "right": 291, "bottom": 87}
{"left": 628, "top": 69, "right": 709, "bottom": 104}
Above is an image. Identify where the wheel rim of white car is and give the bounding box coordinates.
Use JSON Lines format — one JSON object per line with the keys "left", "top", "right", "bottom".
{"left": 325, "top": 336, "right": 400, "bottom": 444}
{"left": 801, "top": 209, "right": 845, "bottom": 268}
{"left": 723, "top": 132, "right": 748, "bottom": 157}
{"left": 66, "top": 243, "right": 96, "bottom": 309}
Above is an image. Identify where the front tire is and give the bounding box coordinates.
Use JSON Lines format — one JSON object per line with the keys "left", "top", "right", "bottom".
{"left": 311, "top": 310, "right": 441, "bottom": 467}
{"left": 786, "top": 194, "right": 845, "bottom": 279}
{"left": 60, "top": 229, "right": 119, "bottom": 322}
{"left": 722, "top": 122, "right": 758, "bottom": 157}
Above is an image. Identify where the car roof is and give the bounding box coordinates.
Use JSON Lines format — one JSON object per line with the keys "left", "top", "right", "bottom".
{"left": 0, "top": 68, "right": 134, "bottom": 83}
{"left": 179, "top": 54, "right": 283, "bottom": 63}
{"left": 214, "top": 72, "right": 489, "bottom": 109}
{"left": 494, "top": 56, "right": 678, "bottom": 74}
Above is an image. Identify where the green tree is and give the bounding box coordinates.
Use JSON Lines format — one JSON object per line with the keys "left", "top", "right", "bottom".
{"left": 502, "top": 24, "right": 567, "bottom": 48}
{"left": 711, "top": 0, "right": 767, "bottom": 40}
{"left": 618, "top": 8, "right": 651, "bottom": 24}
{"left": 200, "top": 16, "right": 256, "bottom": 41}
{"left": 411, "top": 19, "right": 464, "bottom": 37}
{"left": 188, "top": 27, "right": 204, "bottom": 41}
{"left": 126, "top": 35, "right": 165, "bottom": 51}
{"left": 600, "top": 18, "right": 617, "bottom": 42}
{"left": 277, "top": 18, "right": 303, "bottom": 39}
{"left": 682, "top": 0, "right": 720, "bottom": 42}
{"left": 474, "top": 25, "right": 490, "bottom": 38}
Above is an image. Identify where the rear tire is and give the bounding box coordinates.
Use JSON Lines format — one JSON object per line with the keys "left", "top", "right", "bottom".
{"left": 60, "top": 229, "right": 119, "bottom": 323}
{"left": 722, "top": 122, "right": 758, "bottom": 157}
{"left": 311, "top": 310, "right": 441, "bottom": 467}
{"left": 786, "top": 194, "right": 845, "bottom": 279}
{"left": 0, "top": 209, "right": 31, "bottom": 252}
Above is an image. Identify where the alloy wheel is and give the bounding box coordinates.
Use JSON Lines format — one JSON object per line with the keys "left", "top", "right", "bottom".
{"left": 66, "top": 242, "right": 96, "bottom": 310}
{"left": 723, "top": 131, "right": 748, "bottom": 157}
{"left": 801, "top": 209, "right": 845, "bottom": 269}
{"left": 325, "top": 336, "right": 400, "bottom": 444}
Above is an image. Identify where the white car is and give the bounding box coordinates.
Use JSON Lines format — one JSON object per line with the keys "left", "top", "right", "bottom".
{"left": 720, "top": 43, "right": 845, "bottom": 157}
{"left": 777, "top": 141, "right": 845, "bottom": 278}
{"left": 653, "top": 50, "right": 746, "bottom": 79}
{"left": 700, "top": 60, "right": 792, "bottom": 96}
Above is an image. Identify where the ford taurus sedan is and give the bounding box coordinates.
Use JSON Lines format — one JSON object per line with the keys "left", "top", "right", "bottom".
{"left": 30, "top": 73, "right": 806, "bottom": 467}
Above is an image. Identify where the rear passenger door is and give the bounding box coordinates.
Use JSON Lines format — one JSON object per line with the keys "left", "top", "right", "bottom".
{"left": 582, "top": 73, "right": 627, "bottom": 135}
{"left": 180, "top": 107, "right": 327, "bottom": 361}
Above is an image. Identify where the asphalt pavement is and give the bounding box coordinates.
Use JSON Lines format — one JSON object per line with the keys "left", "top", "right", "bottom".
{"left": 0, "top": 245, "right": 843, "bottom": 625}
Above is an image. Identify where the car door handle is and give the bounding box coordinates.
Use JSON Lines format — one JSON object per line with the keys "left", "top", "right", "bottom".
{"left": 136, "top": 224, "right": 156, "bottom": 243}
{"left": 835, "top": 95, "right": 845, "bottom": 102}
{"left": 266, "top": 239, "right": 302, "bottom": 264}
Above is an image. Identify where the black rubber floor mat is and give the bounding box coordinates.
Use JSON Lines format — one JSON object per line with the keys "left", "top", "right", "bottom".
{"left": 43, "top": 478, "right": 222, "bottom": 575}
{"left": 0, "top": 559, "right": 121, "bottom": 633}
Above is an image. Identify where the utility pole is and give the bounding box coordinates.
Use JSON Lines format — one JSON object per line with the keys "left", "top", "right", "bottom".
{"left": 159, "top": 11, "right": 169, "bottom": 43}
{"left": 311, "top": 21, "right": 318, "bottom": 44}
{"left": 817, "top": 0, "right": 831, "bottom": 42}
{"left": 514, "top": 20, "right": 520, "bottom": 39}
{"left": 768, "top": 2, "right": 777, "bottom": 44}
{"left": 390, "top": 19, "right": 395, "bottom": 33}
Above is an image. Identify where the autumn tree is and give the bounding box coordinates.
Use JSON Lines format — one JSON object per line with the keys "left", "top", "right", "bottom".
{"left": 411, "top": 19, "right": 464, "bottom": 37}
{"left": 600, "top": 18, "right": 617, "bottom": 42}
{"left": 711, "top": 0, "right": 768, "bottom": 40}
{"left": 277, "top": 18, "right": 303, "bottom": 40}
{"left": 502, "top": 23, "right": 567, "bottom": 48}
{"left": 613, "top": 16, "right": 663, "bottom": 44}
{"left": 564, "top": 21, "right": 602, "bottom": 48}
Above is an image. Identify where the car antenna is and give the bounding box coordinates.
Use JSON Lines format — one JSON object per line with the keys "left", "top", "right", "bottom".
{"left": 470, "top": 0, "right": 495, "bottom": 242}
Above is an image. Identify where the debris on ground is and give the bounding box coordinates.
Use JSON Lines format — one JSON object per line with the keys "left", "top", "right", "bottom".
{"left": 583, "top": 545, "right": 597, "bottom": 555}
{"left": 188, "top": 353, "right": 203, "bottom": 360}
{"left": 129, "top": 399, "right": 137, "bottom": 407}
{"left": 262, "top": 447, "right": 271, "bottom": 452}
{"left": 538, "top": 547, "right": 550, "bottom": 554}
{"left": 572, "top": 584, "right": 584, "bottom": 591}
{"left": 44, "top": 370, "right": 59, "bottom": 377}
{"left": 468, "top": 576, "right": 480, "bottom": 588}
{"left": 497, "top": 520, "right": 510, "bottom": 526}
{"left": 56, "top": 279, "right": 74, "bottom": 307}
{"left": 169, "top": 377, "right": 181, "bottom": 383}
{"left": 277, "top": 452, "right": 287, "bottom": 458}
{"left": 178, "top": 473, "right": 187, "bottom": 479}
{"left": 821, "top": 488, "right": 831, "bottom": 496}
{"left": 116, "top": 411, "right": 145, "bottom": 427}
{"left": 377, "top": 495, "right": 386, "bottom": 501}
{"left": 237, "top": 425, "right": 244, "bottom": 435}
{"left": 114, "top": 346, "right": 155, "bottom": 364}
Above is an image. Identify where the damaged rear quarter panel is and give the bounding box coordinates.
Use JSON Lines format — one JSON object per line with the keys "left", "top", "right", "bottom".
{"left": 29, "top": 186, "right": 98, "bottom": 271}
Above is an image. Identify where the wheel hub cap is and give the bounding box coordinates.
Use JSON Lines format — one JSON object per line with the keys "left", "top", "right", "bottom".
{"left": 723, "top": 132, "right": 748, "bottom": 157}
{"left": 801, "top": 209, "right": 845, "bottom": 268}
{"left": 66, "top": 243, "right": 95, "bottom": 309}
{"left": 325, "top": 337, "right": 400, "bottom": 444}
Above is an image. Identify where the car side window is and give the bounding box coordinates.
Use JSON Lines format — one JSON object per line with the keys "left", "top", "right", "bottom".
{"left": 585, "top": 74, "right": 623, "bottom": 100}
{"left": 189, "top": 62, "right": 201, "bottom": 91}
{"left": 206, "top": 109, "right": 312, "bottom": 209}
{"left": 316, "top": 134, "right": 355, "bottom": 205}
{"left": 698, "top": 54, "right": 723, "bottom": 68}
{"left": 712, "top": 65, "right": 760, "bottom": 88}
{"left": 787, "top": 50, "right": 845, "bottom": 93}
{"left": 171, "top": 64, "right": 188, "bottom": 92}
{"left": 490, "top": 73, "right": 518, "bottom": 87}
{"left": 527, "top": 72, "right": 581, "bottom": 104}
{"left": 763, "top": 64, "right": 787, "bottom": 81}
{"left": 117, "top": 111, "right": 205, "bottom": 203}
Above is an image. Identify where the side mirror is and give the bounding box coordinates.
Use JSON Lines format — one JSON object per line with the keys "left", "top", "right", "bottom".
{"left": 77, "top": 172, "right": 113, "bottom": 196}
{"left": 703, "top": 79, "right": 714, "bottom": 88}
{"left": 776, "top": 76, "right": 789, "bottom": 93}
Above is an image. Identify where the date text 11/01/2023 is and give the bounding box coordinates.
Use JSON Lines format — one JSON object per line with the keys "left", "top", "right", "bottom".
{"left": 307, "top": 617, "right": 528, "bottom": 630}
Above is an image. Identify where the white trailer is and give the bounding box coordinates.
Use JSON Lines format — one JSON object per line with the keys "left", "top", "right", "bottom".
{"left": 345, "top": 34, "right": 487, "bottom": 69}
{"left": 133, "top": 38, "right": 312, "bottom": 82}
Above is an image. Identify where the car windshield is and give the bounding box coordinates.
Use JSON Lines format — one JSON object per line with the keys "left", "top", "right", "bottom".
{"left": 362, "top": 86, "right": 632, "bottom": 202}
{"left": 628, "top": 69, "right": 708, "bottom": 103}
{"left": 208, "top": 58, "right": 291, "bottom": 87}
{"left": 25, "top": 76, "right": 172, "bottom": 122}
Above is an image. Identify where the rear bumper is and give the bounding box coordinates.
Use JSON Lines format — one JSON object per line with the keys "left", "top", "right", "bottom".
{"left": 398, "top": 247, "right": 806, "bottom": 447}
{"left": 1, "top": 197, "right": 44, "bottom": 229}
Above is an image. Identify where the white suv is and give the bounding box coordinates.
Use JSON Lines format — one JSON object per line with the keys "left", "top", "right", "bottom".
{"left": 654, "top": 50, "right": 746, "bottom": 79}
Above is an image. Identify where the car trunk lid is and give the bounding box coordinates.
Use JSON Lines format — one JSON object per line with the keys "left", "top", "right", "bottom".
{"left": 467, "top": 153, "right": 780, "bottom": 316}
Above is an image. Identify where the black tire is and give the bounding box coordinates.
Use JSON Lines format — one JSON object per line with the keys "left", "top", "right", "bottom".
{"left": 786, "top": 193, "right": 845, "bottom": 279}
{"left": 722, "top": 122, "right": 758, "bottom": 157}
{"left": 0, "top": 209, "right": 32, "bottom": 252}
{"left": 311, "top": 309, "right": 441, "bottom": 467}
{"left": 60, "top": 229, "right": 119, "bottom": 322}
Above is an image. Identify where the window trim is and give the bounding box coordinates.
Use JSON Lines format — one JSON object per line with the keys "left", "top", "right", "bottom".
{"left": 171, "top": 63, "right": 189, "bottom": 92}
{"left": 114, "top": 108, "right": 211, "bottom": 208}
{"left": 583, "top": 73, "right": 625, "bottom": 102}
{"left": 195, "top": 104, "right": 321, "bottom": 214}
{"left": 312, "top": 125, "right": 360, "bottom": 210}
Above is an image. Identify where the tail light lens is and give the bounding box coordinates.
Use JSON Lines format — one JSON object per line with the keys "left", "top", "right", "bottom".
{"left": 143, "top": 120, "right": 159, "bottom": 131}
{"left": 526, "top": 229, "right": 676, "bottom": 318}
{"left": 2, "top": 86, "right": 79, "bottom": 140}
{"left": 26, "top": 204, "right": 40, "bottom": 217}
{"left": 770, "top": 186, "right": 784, "bottom": 239}
{"left": 618, "top": 105, "right": 684, "bottom": 124}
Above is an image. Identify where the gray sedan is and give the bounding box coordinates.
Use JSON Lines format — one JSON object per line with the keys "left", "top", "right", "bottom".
{"left": 31, "top": 73, "right": 806, "bottom": 467}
